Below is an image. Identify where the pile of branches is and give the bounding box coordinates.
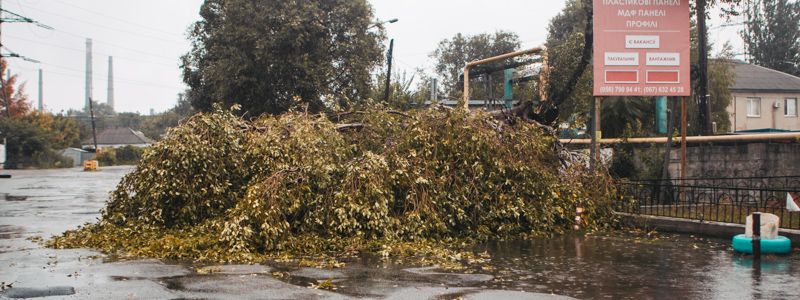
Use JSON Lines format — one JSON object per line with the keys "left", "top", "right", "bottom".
{"left": 49, "top": 105, "right": 617, "bottom": 263}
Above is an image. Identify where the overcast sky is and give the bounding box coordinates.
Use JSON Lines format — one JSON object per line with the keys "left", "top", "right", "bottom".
{"left": 3, "top": 0, "right": 745, "bottom": 115}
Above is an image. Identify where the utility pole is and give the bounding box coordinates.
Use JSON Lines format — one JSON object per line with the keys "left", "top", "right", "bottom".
{"left": 0, "top": 0, "right": 51, "bottom": 117}
{"left": 383, "top": 38, "right": 394, "bottom": 102}
{"left": 697, "top": 0, "right": 712, "bottom": 135}
{"left": 1, "top": 0, "right": 4, "bottom": 54}
{"left": 1, "top": 66, "right": 8, "bottom": 118}
{"left": 38, "top": 68, "right": 42, "bottom": 111}
{"left": 88, "top": 98, "right": 98, "bottom": 152}
{"left": 107, "top": 56, "right": 114, "bottom": 111}
{"left": 85, "top": 39, "right": 93, "bottom": 111}
{"left": 1, "top": 0, "right": 7, "bottom": 118}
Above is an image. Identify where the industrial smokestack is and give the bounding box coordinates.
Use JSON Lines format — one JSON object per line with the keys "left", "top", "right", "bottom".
{"left": 85, "top": 38, "right": 93, "bottom": 111}
{"left": 107, "top": 56, "right": 114, "bottom": 111}
{"left": 38, "top": 69, "right": 43, "bottom": 111}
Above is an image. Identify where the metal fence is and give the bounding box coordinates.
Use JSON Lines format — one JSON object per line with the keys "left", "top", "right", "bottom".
{"left": 617, "top": 176, "right": 800, "bottom": 230}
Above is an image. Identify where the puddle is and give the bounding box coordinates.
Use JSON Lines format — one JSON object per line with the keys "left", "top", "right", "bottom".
{"left": 3, "top": 167, "right": 800, "bottom": 299}
{"left": 18, "top": 186, "right": 56, "bottom": 190}
{"left": 0, "top": 194, "right": 28, "bottom": 201}
{"left": 0, "top": 225, "right": 25, "bottom": 240}
{"left": 1, "top": 287, "right": 76, "bottom": 298}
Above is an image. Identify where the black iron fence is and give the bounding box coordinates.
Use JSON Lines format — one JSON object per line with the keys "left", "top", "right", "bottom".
{"left": 617, "top": 176, "right": 800, "bottom": 230}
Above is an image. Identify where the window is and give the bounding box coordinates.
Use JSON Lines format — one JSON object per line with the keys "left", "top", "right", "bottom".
{"left": 786, "top": 98, "right": 798, "bottom": 117}
{"left": 747, "top": 97, "right": 761, "bottom": 117}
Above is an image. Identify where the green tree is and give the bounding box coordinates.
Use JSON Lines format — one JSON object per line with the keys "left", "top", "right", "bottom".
{"left": 0, "top": 117, "right": 72, "bottom": 168}
{"left": 432, "top": 31, "right": 521, "bottom": 100}
{"left": 741, "top": 0, "right": 800, "bottom": 76}
{"left": 707, "top": 44, "right": 736, "bottom": 133}
{"left": 182, "top": 0, "right": 385, "bottom": 116}
{"left": 23, "top": 111, "right": 83, "bottom": 149}
{"left": 545, "top": 0, "right": 593, "bottom": 123}
{"left": 140, "top": 94, "right": 195, "bottom": 140}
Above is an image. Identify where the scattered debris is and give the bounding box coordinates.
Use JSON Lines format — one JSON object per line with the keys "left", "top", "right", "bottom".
{"left": 195, "top": 266, "right": 222, "bottom": 275}
{"left": 310, "top": 279, "right": 337, "bottom": 290}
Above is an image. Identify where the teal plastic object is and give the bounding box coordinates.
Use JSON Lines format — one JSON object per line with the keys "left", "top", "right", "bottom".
{"left": 503, "top": 69, "right": 514, "bottom": 109}
{"left": 655, "top": 96, "right": 668, "bottom": 134}
{"left": 732, "top": 234, "right": 792, "bottom": 254}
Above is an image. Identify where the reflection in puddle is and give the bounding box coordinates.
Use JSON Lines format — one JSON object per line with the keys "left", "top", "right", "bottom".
{"left": 0, "top": 225, "right": 24, "bottom": 240}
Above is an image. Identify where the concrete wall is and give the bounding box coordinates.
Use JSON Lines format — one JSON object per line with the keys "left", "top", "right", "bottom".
{"left": 618, "top": 213, "right": 800, "bottom": 245}
{"left": 729, "top": 92, "right": 800, "bottom": 132}
{"left": 80, "top": 143, "right": 149, "bottom": 150}
{"left": 669, "top": 142, "right": 800, "bottom": 178}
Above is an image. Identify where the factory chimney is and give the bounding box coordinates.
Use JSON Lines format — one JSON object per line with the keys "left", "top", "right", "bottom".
{"left": 85, "top": 38, "right": 93, "bottom": 111}
{"left": 107, "top": 56, "right": 114, "bottom": 111}
{"left": 38, "top": 69, "right": 43, "bottom": 111}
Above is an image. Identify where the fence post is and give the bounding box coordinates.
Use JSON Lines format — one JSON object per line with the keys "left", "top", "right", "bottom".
{"left": 752, "top": 212, "right": 761, "bottom": 260}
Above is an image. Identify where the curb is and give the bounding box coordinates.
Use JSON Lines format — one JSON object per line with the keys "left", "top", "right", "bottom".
{"left": 615, "top": 212, "right": 800, "bottom": 245}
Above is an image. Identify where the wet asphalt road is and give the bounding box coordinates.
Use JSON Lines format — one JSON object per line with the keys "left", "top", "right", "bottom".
{"left": 2, "top": 167, "right": 800, "bottom": 299}
{"left": 0, "top": 167, "right": 570, "bottom": 300}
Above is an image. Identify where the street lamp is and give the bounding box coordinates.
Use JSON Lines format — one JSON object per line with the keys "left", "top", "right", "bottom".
{"left": 369, "top": 18, "right": 399, "bottom": 102}
{"left": 369, "top": 18, "right": 398, "bottom": 29}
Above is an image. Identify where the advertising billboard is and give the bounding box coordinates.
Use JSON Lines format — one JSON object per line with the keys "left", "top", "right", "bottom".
{"left": 593, "top": 0, "right": 691, "bottom": 96}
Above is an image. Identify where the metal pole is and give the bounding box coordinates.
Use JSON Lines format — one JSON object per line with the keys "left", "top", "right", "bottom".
{"left": 463, "top": 65, "right": 470, "bottom": 109}
{"left": 560, "top": 132, "right": 800, "bottom": 144}
{"left": 752, "top": 212, "right": 762, "bottom": 259}
{"left": 38, "top": 68, "right": 42, "bottom": 111}
{"left": 660, "top": 99, "right": 675, "bottom": 182}
{"left": 697, "top": 0, "right": 712, "bottom": 135}
{"left": 655, "top": 96, "right": 668, "bottom": 134}
{"left": 590, "top": 97, "right": 596, "bottom": 171}
{"left": 1, "top": 68, "right": 9, "bottom": 118}
{"left": 462, "top": 47, "right": 546, "bottom": 110}
{"left": 591, "top": 96, "right": 602, "bottom": 171}
{"left": 89, "top": 98, "right": 98, "bottom": 152}
{"left": 681, "top": 96, "right": 687, "bottom": 180}
{"left": 504, "top": 69, "right": 514, "bottom": 109}
{"left": 0, "top": 0, "right": 7, "bottom": 119}
{"left": 486, "top": 74, "right": 492, "bottom": 110}
{"left": 0, "top": 0, "right": 4, "bottom": 57}
{"left": 383, "top": 39, "right": 394, "bottom": 102}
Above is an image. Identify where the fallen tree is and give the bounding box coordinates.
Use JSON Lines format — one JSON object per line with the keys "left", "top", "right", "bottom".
{"left": 49, "top": 105, "right": 617, "bottom": 264}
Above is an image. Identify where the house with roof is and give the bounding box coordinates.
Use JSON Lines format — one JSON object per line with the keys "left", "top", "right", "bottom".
{"left": 727, "top": 61, "right": 800, "bottom": 132}
{"left": 81, "top": 127, "right": 153, "bottom": 150}
{"left": 60, "top": 148, "right": 96, "bottom": 167}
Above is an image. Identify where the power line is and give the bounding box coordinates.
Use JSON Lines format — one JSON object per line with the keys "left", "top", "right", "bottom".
{"left": 49, "top": 0, "right": 185, "bottom": 38}
{"left": 0, "top": 8, "right": 52, "bottom": 29}
{"left": 35, "top": 62, "right": 182, "bottom": 89}
{"left": 14, "top": 64, "right": 182, "bottom": 91}
{"left": 0, "top": 4, "right": 52, "bottom": 61}
{"left": 48, "top": 28, "right": 180, "bottom": 62}
{"left": 8, "top": 1, "right": 185, "bottom": 62}
{"left": 5, "top": 34, "right": 180, "bottom": 68}
{"left": 16, "top": 2, "right": 185, "bottom": 45}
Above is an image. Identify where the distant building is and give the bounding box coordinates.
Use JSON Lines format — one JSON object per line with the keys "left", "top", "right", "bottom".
{"left": 727, "top": 61, "right": 800, "bottom": 132}
{"left": 60, "top": 148, "right": 95, "bottom": 167}
{"left": 81, "top": 127, "right": 152, "bottom": 150}
{"left": 0, "top": 142, "right": 5, "bottom": 167}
